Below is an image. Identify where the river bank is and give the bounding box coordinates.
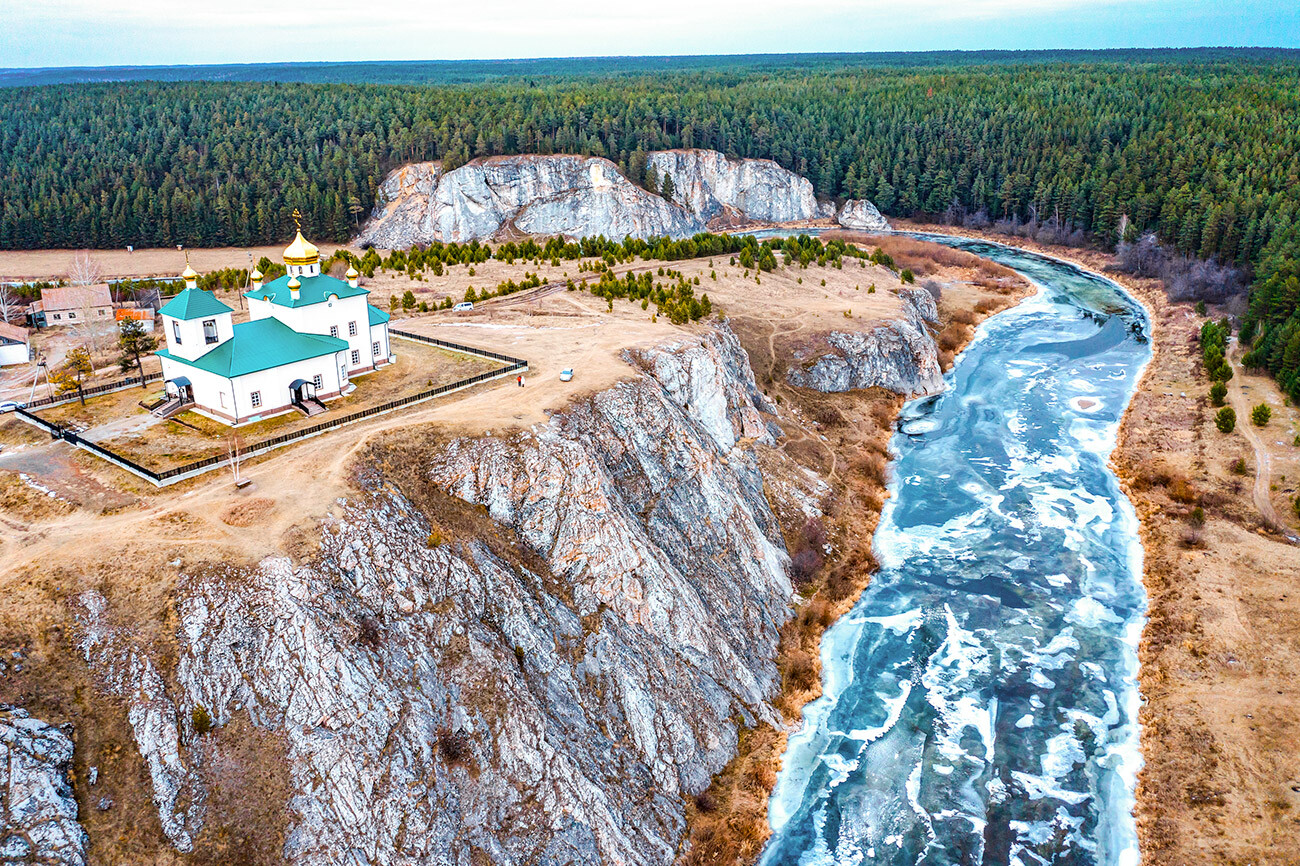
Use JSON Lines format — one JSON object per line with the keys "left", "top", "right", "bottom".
{"left": 898, "top": 221, "right": 1300, "bottom": 864}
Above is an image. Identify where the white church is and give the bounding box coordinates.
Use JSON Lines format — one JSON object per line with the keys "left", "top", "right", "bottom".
{"left": 156, "top": 230, "right": 393, "bottom": 425}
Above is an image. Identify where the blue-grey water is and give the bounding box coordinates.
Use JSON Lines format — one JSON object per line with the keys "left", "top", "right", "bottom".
{"left": 761, "top": 236, "right": 1151, "bottom": 866}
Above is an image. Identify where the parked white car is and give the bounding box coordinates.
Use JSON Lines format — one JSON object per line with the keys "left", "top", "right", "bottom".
{"left": 453, "top": 301, "right": 474, "bottom": 312}
{"left": 559, "top": 369, "right": 574, "bottom": 382}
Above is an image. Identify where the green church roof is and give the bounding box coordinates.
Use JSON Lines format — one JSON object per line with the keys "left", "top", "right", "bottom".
{"left": 245, "top": 273, "right": 368, "bottom": 309}
{"left": 156, "top": 317, "right": 347, "bottom": 379}
{"left": 159, "top": 288, "right": 234, "bottom": 321}
{"left": 367, "top": 304, "right": 390, "bottom": 326}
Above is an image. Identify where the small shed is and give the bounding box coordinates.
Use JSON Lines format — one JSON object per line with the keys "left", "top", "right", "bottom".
{"left": 0, "top": 322, "right": 30, "bottom": 366}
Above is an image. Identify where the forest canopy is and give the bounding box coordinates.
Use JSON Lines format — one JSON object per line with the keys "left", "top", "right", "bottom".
{"left": 2, "top": 51, "right": 1300, "bottom": 388}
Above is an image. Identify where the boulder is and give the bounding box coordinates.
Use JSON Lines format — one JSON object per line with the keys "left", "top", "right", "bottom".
{"left": 837, "top": 199, "right": 891, "bottom": 233}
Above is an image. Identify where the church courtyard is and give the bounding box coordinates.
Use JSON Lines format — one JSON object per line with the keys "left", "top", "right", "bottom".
{"left": 30, "top": 337, "right": 502, "bottom": 471}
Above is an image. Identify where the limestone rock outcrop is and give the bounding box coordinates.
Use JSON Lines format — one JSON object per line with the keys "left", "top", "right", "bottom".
{"left": 0, "top": 707, "right": 88, "bottom": 866}
{"left": 646, "top": 149, "right": 821, "bottom": 225}
{"left": 787, "top": 287, "right": 943, "bottom": 394}
{"left": 836, "top": 198, "right": 891, "bottom": 233}
{"left": 359, "top": 155, "right": 705, "bottom": 248}
{"left": 75, "top": 326, "right": 794, "bottom": 865}
{"left": 357, "top": 149, "right": 856, "bottom": 248}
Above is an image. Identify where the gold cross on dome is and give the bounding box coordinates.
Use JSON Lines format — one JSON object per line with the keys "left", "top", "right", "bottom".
{"left": 292, "top": 208, "right": 303, "bottom": 231}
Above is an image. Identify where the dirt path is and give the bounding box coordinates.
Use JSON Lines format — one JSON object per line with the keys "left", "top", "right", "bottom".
{"left": 1226, "top": 338, "right": 1283, "bottom": 529}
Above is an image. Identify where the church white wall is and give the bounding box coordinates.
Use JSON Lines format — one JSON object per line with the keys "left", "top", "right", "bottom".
{"left": 162, "top": 312, "right": 233, "bottom": 362}
{"left": 369, "top": 322, "right": 392, "bottom": 364}
{"left": 161, "top": 350, "right": 347, "bottom": 424}
{"left": 252, "top": 294, "right": 378, "bottom": 372}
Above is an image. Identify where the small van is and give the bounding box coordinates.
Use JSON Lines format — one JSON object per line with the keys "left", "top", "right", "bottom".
{"left": 453, "top": 301, "right": 474, "bottom": 312}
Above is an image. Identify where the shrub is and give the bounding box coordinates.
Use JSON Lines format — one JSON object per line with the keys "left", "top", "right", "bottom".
{"left": 900, "top": 269, "right": 915, "bottom": 284}
{"left": 1231, "top": 457, "right": 1248, "bottom": 475}
{"left": 1294, "top": 494, "right": 1300, "bottom": 519}
{"left": 1251, "top": 403, "right": 1272, "bottom": 426}
{"left": 1195, "top": 300, "right": 1207, "bottom": 316}
{"left": 191, "top": 705, "right": 214, "bottom": 735}
{"left": 1215, "top": 406, "right": 1236, "bottom": 433}
{"left": 1209, "top": 381, "right": 1227, "bottom": 406}
{"left": 1190, "top": 506, "right": 1205, "bottom": 526}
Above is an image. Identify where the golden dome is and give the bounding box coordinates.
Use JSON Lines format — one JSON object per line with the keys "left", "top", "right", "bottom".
{"left": 283, "top": 230, "right": 320, "bottom": 266}
{"left": 287, "top": 276, "right": 302, "bottom": 289}
{"left": 250, "top": 267, "right": 264, "bottom": 281}
{"left": 345, "top": 265, "right": 359, "bottom": 278}
{"left": 182, "top": 264, "right": 198, "bottom": 279}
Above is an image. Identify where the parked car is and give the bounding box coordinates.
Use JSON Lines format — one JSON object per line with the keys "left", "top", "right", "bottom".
{"left": 453, "top": 301, "right": 474, "bottom": 312}
{"left": 0, "top": 400, "right": 25, "bottom": 413}
{"left": 559, "top": 369, "right": 574, "bottom": 382}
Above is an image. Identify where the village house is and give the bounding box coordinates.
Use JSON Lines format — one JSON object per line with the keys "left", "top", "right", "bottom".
{"left": 155, "top": 230, "right": 393, "bottom": 425}
{"left": 28, "top": 284, "right": 114, "bottom": 328}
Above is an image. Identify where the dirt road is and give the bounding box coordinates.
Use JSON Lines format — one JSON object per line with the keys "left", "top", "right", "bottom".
{"left": 1226, "top": 338, "right": 1281, "bottom": 527}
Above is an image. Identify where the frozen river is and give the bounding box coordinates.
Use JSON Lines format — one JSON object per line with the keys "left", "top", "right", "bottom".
{"left": 761, "top": 236, "right": 1151, "bottom": 866}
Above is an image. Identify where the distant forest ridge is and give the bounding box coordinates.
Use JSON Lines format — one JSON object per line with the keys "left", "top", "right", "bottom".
{"left": 3, "top": 47, "right": 1299, "bottom": 88}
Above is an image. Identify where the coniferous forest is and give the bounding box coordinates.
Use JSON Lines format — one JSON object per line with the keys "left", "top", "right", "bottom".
{"left": 1, "top": 50, "right": 1299, "bottom": 391}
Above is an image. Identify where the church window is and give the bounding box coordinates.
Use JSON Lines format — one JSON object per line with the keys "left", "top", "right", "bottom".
{"left": 203, "top": 318, "right": 218, "bottom": 344}
{"left": 351, "top": 349, "right": 360, "bottom": 365}
{"left": 313, "top": 374, "right": 323, "bottom": 390}
{"left": 172, "top": 321, "right": 182, "bottom": 344}
{"left": 372, "top": 341, "right": 381, "bottom": 356}
{"left": 250, "top": 391, "right": 262, "bottom": 408}
{"left": 348, "top": 321, "right": 358, "bottom": 336}
{"left": 330, "top": 325, "right": 338, "bottom": 338}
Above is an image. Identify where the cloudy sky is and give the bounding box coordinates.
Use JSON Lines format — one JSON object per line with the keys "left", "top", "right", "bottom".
{"left": 4, "top": 0, "right": 1298, "bottom": 68}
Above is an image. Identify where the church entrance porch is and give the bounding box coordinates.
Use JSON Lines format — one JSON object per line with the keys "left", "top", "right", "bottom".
{"left": 289, "top": 379, "right": 328, "bottom": 417}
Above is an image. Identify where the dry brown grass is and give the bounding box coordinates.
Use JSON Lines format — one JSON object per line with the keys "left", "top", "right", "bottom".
{"left": 219, "top": 497, "right": 275, "bottom": 527}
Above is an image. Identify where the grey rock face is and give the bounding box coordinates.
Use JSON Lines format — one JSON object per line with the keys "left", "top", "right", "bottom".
{"left": 787, "top": 288, "right": 943, "bottom": 395}
{"left": 359, "top": 161, "right": 444, "bottom": 250}
{"left": 836, "top": 199, "right": 891, "bottom": 233}
{"left": 358, "top": 155, "right": 705, "bottom": 248}
{"left": 0, "top": 707, "right": 89, "bottom": 866}
{"left": 76, "top": 326, "right": 794, "bottom": 866}
{"left": 647, "top": 149, "right": 821, "bottom": 224}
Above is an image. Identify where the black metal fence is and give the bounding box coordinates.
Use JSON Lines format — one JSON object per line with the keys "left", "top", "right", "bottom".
{"left": 24, "top": 371, "right": 164, "bottom": 409}
{"left": 14, "top": 335, "right": 528, "bottom": 486}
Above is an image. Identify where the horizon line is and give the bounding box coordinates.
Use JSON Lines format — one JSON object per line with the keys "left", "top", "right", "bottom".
{"left": 4, "top": 45, "right": 1299, "bottom": 74}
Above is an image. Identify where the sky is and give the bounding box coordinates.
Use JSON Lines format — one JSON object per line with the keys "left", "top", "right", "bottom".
{"left": 3, "top": 0, "right": 1299, "bottom": 69}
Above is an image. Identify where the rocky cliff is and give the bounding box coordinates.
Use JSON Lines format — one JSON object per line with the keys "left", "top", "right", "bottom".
{"left": 786, "top": 288, "right": 943, "bottom": 394}
{"left": 358, "top": 155, "right": 705, "bottom": 248}
{"left": 0, "top": 707, "right": 88, "bottom": 866}
{"left": 836, "top": 198, "right": 891, "bottom": 233}
{"left": 358, "top": 149, "right": 874, "bottom": 248}
{"left": 71, "top": 326, "right": 801, "bottom": 865}
{"left": 646, "top": 150, "right": 821, "bottom": 225}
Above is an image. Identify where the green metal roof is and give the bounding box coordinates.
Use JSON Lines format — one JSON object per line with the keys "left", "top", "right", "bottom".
{"left": 159, "top": 288, "right": 233, "bottom": 321}
{"left": 367, "top": 304, "right": 390, "bottom": 326}
{"left": 156, "top": 317, "right": 347, "bottom": 378}
{"left": 245, "top": 273, "right": 368, "bottom": 309}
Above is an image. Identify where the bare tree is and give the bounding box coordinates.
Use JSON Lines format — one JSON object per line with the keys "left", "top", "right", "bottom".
{"left": 0, "top": 283, "right": 16, "bottom": 324}
{"left": 68, "top": 251, "right": 104, "bottom": 286}
{"left": 226, "top": 432, "right": 246, "bottom": 486}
